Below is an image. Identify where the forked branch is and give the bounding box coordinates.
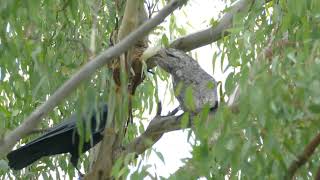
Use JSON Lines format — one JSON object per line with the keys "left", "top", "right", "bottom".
{"left": 0, "top": 0, "right": 185, "bottom": 158}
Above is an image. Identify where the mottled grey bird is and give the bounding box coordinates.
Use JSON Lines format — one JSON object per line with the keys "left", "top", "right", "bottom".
{"left": 152, "top": 48, "right": 218, "bottom": 112}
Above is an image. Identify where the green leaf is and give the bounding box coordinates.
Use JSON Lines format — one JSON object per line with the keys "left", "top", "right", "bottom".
{"left": 225, "top": 72, "right": 235, "bottom": 95}
{"left": 184, "top": 86, "right": 195, "bottom": 111}
{"left": 153, "top": 150, "right": 165, "bottom": 164}
{"left": 181, "top": 112, "right": 190, "bottom": 128}
{"left": 161, "top": 34, "right": 170, "bottom": 47}
{"left": 308, "top": 103, "right": 320, "bottom": 113}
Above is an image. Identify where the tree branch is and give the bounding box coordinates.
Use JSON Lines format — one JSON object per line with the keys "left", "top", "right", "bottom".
{"left": 124, "top": 114, "right": 187, "bottom": 155}
{"left": 174, "top": 0, "right": 272, "bottom": 51}
{"left": 0, "top": 0, "right": 185, "bottom": 158}
{"left": 118, "top": 97, "right": 219, "bottom": 169}
{"left": 132, "top": 0, "right": 272, "bottom": 177}
{"left": 284, "top": 132, "right": 320, "bottom": 180}
{"left": 123, "top": 0, "right": 274, "bottom": 178}
{"left": 117, "top": 47, "right": 219, "bottom": 163}
{"left": 170, "top": 0, "right": 254, "bottom": 51}
{"left": 143, "top": 0, "right": 270, "bottom": 62}
{"left": 84, "top": 128, "right": 117, "bottom": 179}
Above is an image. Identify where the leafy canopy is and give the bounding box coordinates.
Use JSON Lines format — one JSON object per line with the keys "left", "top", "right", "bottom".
{"left": 1, "top": 0, "right": 320, "bottom": 179}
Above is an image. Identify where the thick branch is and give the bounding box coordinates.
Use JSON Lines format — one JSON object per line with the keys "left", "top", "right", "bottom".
{"left": 284, "top": 133, "right": 320, "bottom": 180}
{"left": 143, "top": 0, "right": 264, "bottom": 62}
{"left": 170, "top": 0, "right": 255, "bottom": 51}
{"left": 117, "top": 0, "right": 146, "bottom": 41}
{"left": 0, "top": 0, "right": 184, "bottom": 158}
{"left": 118, "top": 106, "right": 216, "bottom": 179}
{"left": 124, "top": 114, "right": 186, "bottom": 155}
{"left": 84, "top": 128, "right": 117, "bottom": 180}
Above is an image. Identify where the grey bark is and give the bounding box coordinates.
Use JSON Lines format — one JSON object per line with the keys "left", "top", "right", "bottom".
{"left": 170, "top": 0, "right": 256, "bottom": 51}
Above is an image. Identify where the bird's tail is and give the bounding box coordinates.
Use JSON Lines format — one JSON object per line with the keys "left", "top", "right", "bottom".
{"left": 7, "top": 145, "right": 45, "bottom": 170}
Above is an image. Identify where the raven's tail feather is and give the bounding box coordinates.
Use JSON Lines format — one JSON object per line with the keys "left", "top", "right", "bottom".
{"left": 7, "top": 146, "right": 45, "bottom": 170}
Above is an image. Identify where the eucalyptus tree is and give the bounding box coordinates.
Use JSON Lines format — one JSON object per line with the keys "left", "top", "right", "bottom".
{"left": 1, "top": 0, "right": 320, "bottom": 179}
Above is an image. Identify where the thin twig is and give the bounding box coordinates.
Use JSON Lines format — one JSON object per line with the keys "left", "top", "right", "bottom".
{"left": 167, "top": 106, "right": 181, "bottom": 116}
{"left": 285, "top": 133, "right": 320, "bottom": 180}
{"left": 156, "top": 102, "right": 162, "bottom": 116}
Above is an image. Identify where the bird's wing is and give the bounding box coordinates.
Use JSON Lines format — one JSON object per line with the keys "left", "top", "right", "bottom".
{"left": 7, "top": 104, "right": 108, "bottom": 170}
{"left": 21, "top": 114, "right": 79, "bottom": 147}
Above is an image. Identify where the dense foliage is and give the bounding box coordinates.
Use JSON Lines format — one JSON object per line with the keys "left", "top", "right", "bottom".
{"left": 1, "top": 0, "right": 320, "bottom": 179}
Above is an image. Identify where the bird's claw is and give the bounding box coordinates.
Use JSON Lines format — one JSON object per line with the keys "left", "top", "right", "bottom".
{"left": 76, "top": 167, "right": 84, "bottom": 179}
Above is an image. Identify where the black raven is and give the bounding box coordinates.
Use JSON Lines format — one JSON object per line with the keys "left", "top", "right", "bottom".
{"left": 6, "top": 104, "right": 108, "bottom": 171}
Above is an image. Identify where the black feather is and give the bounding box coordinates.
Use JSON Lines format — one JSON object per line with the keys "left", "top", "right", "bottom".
{"left": 7, "top": 104, "right": 108, "bottom": 170}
